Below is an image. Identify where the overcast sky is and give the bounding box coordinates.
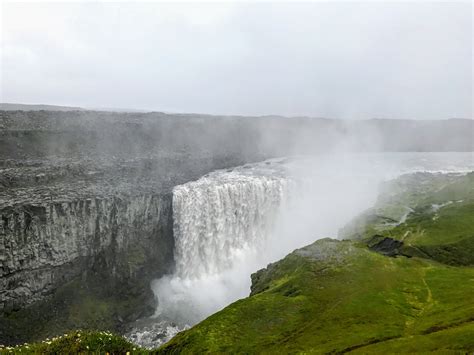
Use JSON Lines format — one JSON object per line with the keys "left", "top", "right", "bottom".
{"left": 1, "top": 1, "right": 472, "bottom": 119}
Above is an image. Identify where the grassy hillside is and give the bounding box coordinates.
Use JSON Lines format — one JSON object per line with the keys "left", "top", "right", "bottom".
{"left": 158, "top": 239, "right": 474, "bottom": 354}
{"left": 341, "top": 172, "right": 474, "bottom": 265}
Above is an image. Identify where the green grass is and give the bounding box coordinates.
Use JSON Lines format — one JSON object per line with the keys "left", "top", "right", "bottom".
{"left": 342, "top": 172, "right": 474, "bottom": 265}
{"left": 0, "top": 330, "right": 144, "bottom": 354}
{"left": 350, "top": 322, "right": 474, "bottom": 353}
{"left": 156, "top": 239, "right": 474, "bottom": 354}
{"left": 388, "top": 202, "right": 474, "bottom": 265}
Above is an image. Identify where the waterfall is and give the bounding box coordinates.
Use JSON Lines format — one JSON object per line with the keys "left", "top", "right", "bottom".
{"left": 151, "top": 161, "right": 290, "bottom": 327}
{"left": 173, "top": 174, "right": 288, "bottom": 279}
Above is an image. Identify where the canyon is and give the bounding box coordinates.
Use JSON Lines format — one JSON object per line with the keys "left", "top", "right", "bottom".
{"left": 0, "top": 108, "right": 472, "bottom": 345}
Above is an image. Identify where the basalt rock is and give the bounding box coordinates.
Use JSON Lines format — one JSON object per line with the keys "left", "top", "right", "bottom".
{"left": 367, "top": 235, "right": 405, "bottom": 257}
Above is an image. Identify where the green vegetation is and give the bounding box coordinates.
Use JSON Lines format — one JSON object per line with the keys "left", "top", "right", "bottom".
{"left": 1, "top": 330, "right": 144, "bottom": 354}
{"left": 342, "top": 172, "right": 474, "bottom": 265}
{"left": 382, "top": 201, "right": 474, "bottom": 265}
{"left": 157, "top": 239, "right": 474, "bottom": 353}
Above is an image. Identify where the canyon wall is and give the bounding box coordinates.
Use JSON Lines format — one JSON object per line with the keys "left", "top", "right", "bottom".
{"left": 1, "top": 193, "right": 172, "bottom": 313}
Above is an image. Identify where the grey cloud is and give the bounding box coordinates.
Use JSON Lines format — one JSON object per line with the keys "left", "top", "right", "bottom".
{"left": 1, "top": 1, "right": 472, "bottom": 119}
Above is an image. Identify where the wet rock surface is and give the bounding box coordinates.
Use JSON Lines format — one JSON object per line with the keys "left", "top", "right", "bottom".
{"left": 293, "top": 238, "right": 358, "bottom": 262}
{"left": 367, "top": 235, "right": 405, "bottom": 257}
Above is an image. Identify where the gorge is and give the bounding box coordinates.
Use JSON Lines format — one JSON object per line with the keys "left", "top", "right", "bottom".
{"left": 1, "top": 109, "right": 473, "bottom": 349}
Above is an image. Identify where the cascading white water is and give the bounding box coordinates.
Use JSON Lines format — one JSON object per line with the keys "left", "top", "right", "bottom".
{"left": 152, "top": 160, "right": 290, "bottom": 327}
{"left": 173, "top": 174, "right": 288, "bottom": 279}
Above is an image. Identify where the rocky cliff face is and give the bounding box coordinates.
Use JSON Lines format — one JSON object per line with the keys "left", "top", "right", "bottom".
{"left": 0, "top": 193, "right": 172, "bottom": 313}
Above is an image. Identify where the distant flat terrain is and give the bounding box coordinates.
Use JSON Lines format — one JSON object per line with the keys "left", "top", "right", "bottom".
{"left": 0, "top": 103, "right": 148, "bottom": 113}
{"left": 0, "top": 103, "right": 84, "bottom": 111}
